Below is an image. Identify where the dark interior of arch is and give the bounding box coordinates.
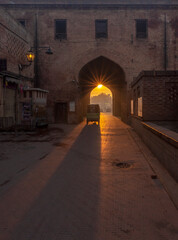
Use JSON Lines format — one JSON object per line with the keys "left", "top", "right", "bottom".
{"left": 79, "top": 56, "right": 125, "bottom": 92}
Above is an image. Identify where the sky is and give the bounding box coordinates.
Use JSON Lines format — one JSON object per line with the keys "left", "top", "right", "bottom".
{"left": 90, "top": 85, "right": 112, "bottom": 97}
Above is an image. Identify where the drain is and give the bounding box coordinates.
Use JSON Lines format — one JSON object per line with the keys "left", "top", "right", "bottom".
{"left": 113, "top": 162, "right": 132, "bottom": 169}
{"left": 151, "top": 175, "right": 158, "bottom": 179}
{"left": 151, "top": 175, "right": 163, "bottom": 188}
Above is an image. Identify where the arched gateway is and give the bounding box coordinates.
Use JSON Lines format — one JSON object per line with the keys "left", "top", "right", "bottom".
{"left": 78, "top": 56, "right": 127, "bottom": 122}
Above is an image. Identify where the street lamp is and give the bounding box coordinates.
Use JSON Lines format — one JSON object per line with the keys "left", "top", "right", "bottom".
{"left": 31, "top": 46, "right": 53, "bottom": 55}
{"left": 43, "top": 47, "right": 53, "bottom": 55}
{"left": 19, "top": 46, "right": 53, "bottom": 71}
{"left": 26, "top": 50, "right": 35, "bottom": 62}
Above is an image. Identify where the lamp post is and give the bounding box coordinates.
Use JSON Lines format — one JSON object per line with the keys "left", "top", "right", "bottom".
{"left": 33, "top": 46, "right": 53, "bottom": 87}
{"left": 30, "top": 46, "right": 53, "bottom": 55}
{"left": 33, "top": 12, "right": 53, "bottom": 87}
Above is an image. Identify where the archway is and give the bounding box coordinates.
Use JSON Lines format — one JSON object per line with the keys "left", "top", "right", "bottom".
{"left": 78, "top": 56, "right": 127, "bottom": 121}
{"left": 90, "top": 85, "right": 113, "bottom": 114}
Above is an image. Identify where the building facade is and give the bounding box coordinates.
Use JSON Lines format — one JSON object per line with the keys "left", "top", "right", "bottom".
{"left": 0, "top": 7, "right": 34, "bottom": 128}
{"left": 1, "top": 0, "right": 178, "bottom": 123}
{"left": 130, "top": 71, "right": 178, "bottom": 121}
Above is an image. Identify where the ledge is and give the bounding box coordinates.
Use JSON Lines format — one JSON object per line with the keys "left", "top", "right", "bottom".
{"left": 0, "top": 71, "right": 34, "bottom": 82}
{"left": 1, "top": 4, "right": 178, "bottom": 10}
{"left": 131, "top": 70, "right": 178, "bottom": 87}
{"left": 142, "top": 122, "right": 178, "bottom": 148}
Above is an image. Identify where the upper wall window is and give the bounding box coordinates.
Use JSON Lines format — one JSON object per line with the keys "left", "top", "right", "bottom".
{"left": 18, "top": 19, "right": 26, "bottom": 28}
{"left": 0, "top": 59, "right": 7, "bottom": 72}
{"left": 95, "top": 19, "right": 108, "bottom": 39}
{"left": 136, "top": 19, "right": 148, "bottom": 39}
{"left": 55, "top": 19, "right": 67, "bottom": 40}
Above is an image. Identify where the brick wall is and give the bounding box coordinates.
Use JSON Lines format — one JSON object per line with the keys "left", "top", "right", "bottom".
{"left": 1, "top": 3, "right": 178, "bottom": 122}
{"left": 0, "top": 8, "right": 35, "bottom": 127}
{"left": 0, "top": 8, "right": 33, "bottom": 78}
{"left": 1, "top": 0, "right": 178, "bottom": 4}
{"left": 131, "top": 71, "right": 178, "bottom": 121}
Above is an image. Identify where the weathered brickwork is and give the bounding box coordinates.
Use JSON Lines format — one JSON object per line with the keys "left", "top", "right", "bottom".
{"left": 1, "top": 1, "right": 178, "bottom": 122}
{"left": 131, "top": 71, "right": 178, "bottom": 121}
{"left": 0, "top": 8, "right": 34, "bottom": 128}
{"left": 1, "top": 0, "right": 178, "bottom": 4}
{"left": 0, "top": 8, "right": 34, "bottom": 78}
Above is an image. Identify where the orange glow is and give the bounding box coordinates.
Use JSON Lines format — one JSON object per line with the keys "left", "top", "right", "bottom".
{"left": 91, "top": 85, "right": 112, "bottom": 97}
{"left": 26, "top": 51, "right": 35, "bottom": 62}
{"left": 97, "top": 84, "right": 103, "bottom": 89}
{"left": 90, "top": 85, "right": 112, "bottom": 114}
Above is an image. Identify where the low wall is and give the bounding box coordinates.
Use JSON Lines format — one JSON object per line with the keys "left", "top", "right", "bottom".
{"left": 131, "top": 117, "right": 178, "bottom": 182}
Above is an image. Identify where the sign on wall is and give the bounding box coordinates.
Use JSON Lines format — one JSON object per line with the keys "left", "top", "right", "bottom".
{"left": 138, "top": 97, "right": 143, "bottom": 117}
{"left": 23, "top": 103, "right": 31, "bottom": 120}
{"left": 69, "top": 101, "right": 75, "bottom": 112}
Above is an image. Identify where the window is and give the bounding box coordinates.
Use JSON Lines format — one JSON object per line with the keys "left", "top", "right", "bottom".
{"left": 136, "top": 19, "right": 148, "bottom": 39}
{"left": 55, "top": 20, "right": 67, "bottom": 40}
{"left": 18, "top": 19, "right": 26, "bottom": 28}
{"left": 95, "top": 20, "right": 108, "bottom": 39}
{"left": 0, "top": 59, "right": 7, "bottom": 72}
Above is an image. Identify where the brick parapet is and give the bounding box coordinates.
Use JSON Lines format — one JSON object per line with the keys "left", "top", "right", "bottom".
{"left": 0, "top": 4, "right": 178, "bottom": 9}
{"left": 130, "top": 71, "right": 178, "bottom": 121}
{"left": 131, "top": 70, "right": 178, "bottom": 87}
{"left": 1, "top": 0, "right": 178, "bottom": 9}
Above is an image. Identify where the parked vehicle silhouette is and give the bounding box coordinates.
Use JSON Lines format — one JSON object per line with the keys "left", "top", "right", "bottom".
{"left": 86, "top": 104, "right": 100, "bottom": 125}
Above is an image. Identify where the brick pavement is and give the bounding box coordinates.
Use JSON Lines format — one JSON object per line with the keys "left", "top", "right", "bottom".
{"left": 0, "top": 114, "right": 178, "bottom": 240}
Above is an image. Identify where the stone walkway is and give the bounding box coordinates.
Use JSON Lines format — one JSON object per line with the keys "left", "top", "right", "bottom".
{"left": 0, "top": 114, "right": 177, "bottom": 240}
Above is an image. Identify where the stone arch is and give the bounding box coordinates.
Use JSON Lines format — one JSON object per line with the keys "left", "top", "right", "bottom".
{"left": 78, "top": 55, "right": 127, "bottom": 121}
{"left": 73, "top": 47, "right": 126, "bottom": 81}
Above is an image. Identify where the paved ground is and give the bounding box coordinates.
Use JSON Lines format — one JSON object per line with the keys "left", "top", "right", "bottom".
{"left": 0, "top": 114, "right": 178, "bottom": 240}
{"left": 0, "top": 124, "right": 76, "bottom": 195}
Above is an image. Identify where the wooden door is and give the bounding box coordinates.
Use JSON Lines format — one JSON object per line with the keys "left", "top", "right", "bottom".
{"left": 55, "top": 102, "right": 68, "bottom": 123}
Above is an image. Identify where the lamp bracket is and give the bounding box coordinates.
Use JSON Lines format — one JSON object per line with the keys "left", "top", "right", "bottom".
{"left": 30, "top": 46, "right": 53, "bottom": 55}
{"left": 18, "top": 62, "right": 32, "bottom": 71}
{"left": 30, "top": 46, "right": 49, "bottom": 50}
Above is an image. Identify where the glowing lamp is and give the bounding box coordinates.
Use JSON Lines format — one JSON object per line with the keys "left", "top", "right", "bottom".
{"left": 26, "top": 50, "right": 35, "bottom": 62}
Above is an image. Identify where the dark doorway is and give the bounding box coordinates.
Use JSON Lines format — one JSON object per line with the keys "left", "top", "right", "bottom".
{"left": 55, "top": 102, "right": 68, "bottom": 123}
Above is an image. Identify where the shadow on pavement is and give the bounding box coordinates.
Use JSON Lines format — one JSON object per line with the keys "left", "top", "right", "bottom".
{"left": 11, "top": 124, "right": 101, "bottom": 240}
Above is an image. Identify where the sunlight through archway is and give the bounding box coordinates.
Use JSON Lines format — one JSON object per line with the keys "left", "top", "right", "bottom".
{"left": 90, "top": 85, "right": 113, "bottom": 114}
{"left": 79, "top": 56, "right": 127, "bottom": 120}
